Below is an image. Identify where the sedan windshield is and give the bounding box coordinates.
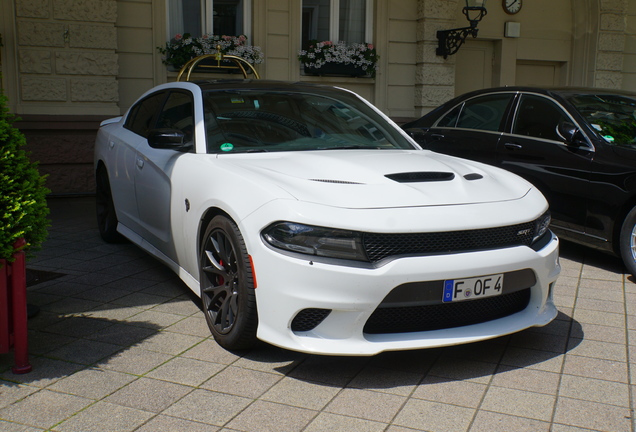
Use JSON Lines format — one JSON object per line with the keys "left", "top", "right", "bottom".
{"left": 203, "top": 89, "right": 414, "bottom": 153}
{"left": 567, "top": 93, "right": 636, "bottom": 147}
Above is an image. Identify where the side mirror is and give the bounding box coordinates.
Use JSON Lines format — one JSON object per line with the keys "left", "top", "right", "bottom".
{"left": 557, "top": 121, "right": 587, "bottom": 147}
{"left": 147, "top": 128, "right": 187, "bottom": 150}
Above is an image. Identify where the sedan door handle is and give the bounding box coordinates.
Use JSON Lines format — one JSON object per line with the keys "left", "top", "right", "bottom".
{"left": 504, "top": 143, "right": 523, "bottom": 150}
{"left": 136, "top": 158, "right": 144, "bottom": 169}
{"left": 430, "top": 133, "right": 445, "bottom": 140}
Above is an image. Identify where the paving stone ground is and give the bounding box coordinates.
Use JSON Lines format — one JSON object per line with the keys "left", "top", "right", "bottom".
{"left": 1, "top": 197, "right": 635, "bottom": 431}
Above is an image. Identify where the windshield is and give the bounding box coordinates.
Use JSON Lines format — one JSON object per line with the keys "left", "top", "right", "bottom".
{"left": 203, "top": 89, "right": 415, "bottom": 153}
{"left": 567, "top": 93, "right": 636, "bottom": 147}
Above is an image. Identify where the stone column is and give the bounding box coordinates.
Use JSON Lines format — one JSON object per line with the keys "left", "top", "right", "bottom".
{"left": 595, "top": 0, "right": 627, "bottom": 89}
{"left": 414, "top": 0, "right": 458, "bottom": 117}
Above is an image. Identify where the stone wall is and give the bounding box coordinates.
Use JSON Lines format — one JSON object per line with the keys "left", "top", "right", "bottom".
{"left": 15, "top": 0, "right": 119, "bottom": 110}
{"left": 13, "top": 0, "right": 119, "bottom": 194}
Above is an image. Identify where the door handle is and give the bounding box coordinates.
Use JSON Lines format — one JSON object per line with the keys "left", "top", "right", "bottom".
{"left": 430, "top": 133, "right": 445, "bottom": 140}
{"left": 136, "top": 158, "right": 144, "bottom": 169}
{"left": 504, "top": 143, "right": 523, "bottom": 150}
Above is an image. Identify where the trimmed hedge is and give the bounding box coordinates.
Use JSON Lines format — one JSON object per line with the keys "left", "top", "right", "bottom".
{"left": 0, "top": 92, "right": 50, "bottom": 260}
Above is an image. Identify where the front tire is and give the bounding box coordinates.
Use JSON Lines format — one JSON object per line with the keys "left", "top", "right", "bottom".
{"left": 199, "top": 216, "right": 258, "bottom": 350}
{"left": 619, "top": 206, "right": 636, "bottom": 278}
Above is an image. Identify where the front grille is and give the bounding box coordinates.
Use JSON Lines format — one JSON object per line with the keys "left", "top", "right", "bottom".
{"left": 364, "top": 288, "right": 531, "bottom": 334}
{"left": 291, "top": 308, "right": 332, "bottom": 332}
{"left": 363, "top": 222, "right": 535, "bottom": 263}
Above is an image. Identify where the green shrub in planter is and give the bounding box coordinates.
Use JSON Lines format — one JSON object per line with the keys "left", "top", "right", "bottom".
{"left": 0, "top": 92, "right": 49, "bottom": 260}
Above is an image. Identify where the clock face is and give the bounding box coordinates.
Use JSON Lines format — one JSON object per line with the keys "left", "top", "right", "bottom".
{"left": 503, "top": 0, "right": 522, "bottom": 14}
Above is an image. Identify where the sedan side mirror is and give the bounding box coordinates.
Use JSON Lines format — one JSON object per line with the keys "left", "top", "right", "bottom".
{"left": 557, "top": 122, "right": 587, "bottom": 147}
{"left": 147, "top": 128, "right": 190, "bottom": 151}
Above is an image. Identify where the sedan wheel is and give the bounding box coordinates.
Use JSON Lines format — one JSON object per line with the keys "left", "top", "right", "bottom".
{"left": 619, "top": 206, "right": 636, "bottom": 278}
{"left": 199, "top": 216, "right": 258, "bottom": 350}
{"left": 95, "top": 167, "right": 124, "bottom": 243}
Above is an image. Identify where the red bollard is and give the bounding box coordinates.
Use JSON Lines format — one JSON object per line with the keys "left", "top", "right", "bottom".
{"left": 10, "top": 238, "right": 31, "bottom": 374}
{"left": 0, "top": 239, "right": 32, "bottom": 374}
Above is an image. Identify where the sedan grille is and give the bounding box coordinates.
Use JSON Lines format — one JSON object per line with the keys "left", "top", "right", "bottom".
{"left": 363, "top": 221, "right": 535, "bottom": 263}
{"left": 364, "top": 288, "right": 531, "bottom": 334}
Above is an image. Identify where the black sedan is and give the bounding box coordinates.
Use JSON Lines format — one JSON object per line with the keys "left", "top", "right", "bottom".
{"left": 403, "top": 86, "right": 636, "bottom": 277}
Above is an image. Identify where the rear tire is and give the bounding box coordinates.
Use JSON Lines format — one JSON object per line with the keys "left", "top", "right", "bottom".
{"left": 619, "top": 206, "right": 636, "bottom": 278}
{"left": 96, "top": 167, "right": 124, "bottom": 243}
{"left": 199, "top": 216, "right": 258, "bottom": 350}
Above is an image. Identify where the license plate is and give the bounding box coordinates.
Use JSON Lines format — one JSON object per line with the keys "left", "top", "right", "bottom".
{"left": 443, "top": 274, "right": 504, "bottom": 303}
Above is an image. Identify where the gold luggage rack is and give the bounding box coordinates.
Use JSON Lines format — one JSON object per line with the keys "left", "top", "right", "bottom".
{"left": 176, "top": 47, "right": 260, "bottom": 81}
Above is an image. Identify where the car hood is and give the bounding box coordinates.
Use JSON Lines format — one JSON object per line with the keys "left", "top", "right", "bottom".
{"left": 220, "top": 150, "right": 532, "bottom": 209}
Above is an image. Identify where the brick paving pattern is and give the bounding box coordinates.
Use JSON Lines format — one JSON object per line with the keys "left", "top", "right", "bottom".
{"left": 0, "top": 197, "right": 634, "bottom": 431}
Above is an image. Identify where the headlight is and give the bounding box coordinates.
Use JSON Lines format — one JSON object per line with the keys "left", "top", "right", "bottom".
{"left": 262, "top": 222, "right": 368, "bottom": 261}
{"left": 533, "top": 211, "right": 551, "bottom": 243}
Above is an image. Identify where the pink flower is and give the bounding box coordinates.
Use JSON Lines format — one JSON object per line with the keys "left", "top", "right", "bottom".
{"left": 367, "top": 44, "right": 374, "bottom": 50}
{"left": 174, "top": 34, "right": 183, "bottom": 41}
{"left": 202, "top": 34, "right": 209, "bottom": 39}
{"left": 222, "top": 35, "right": 231, "bottom": 41}
{"left": 324, "top": 41, "right": 333, "bottom": 46}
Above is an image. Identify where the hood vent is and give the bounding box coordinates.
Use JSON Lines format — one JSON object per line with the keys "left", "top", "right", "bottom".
{"left": 309, "top": 178, "right": 364, "bottom": 185}
{"left": 464, "top": 173, "right": 484, "bottom": 181}
{"left": 385, "top": 172, "right": 455, "bottom": 183}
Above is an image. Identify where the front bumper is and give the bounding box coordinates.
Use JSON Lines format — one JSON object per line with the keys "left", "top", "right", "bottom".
{"left": 250, "top": 231, "right": 560, "bottom": 355}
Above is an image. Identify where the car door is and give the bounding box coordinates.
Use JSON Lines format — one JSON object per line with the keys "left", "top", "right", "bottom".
{"left": 134, "top": 90, "right": 195, "bottom": 261}
{"left": 414, "top": 93, "right": 514, "bottom": 165}
{"left": 109, "top": 91, "right": 168, "bottom": 233}
{"left": 498, "top": 93, "right": 593, "bottom": 235}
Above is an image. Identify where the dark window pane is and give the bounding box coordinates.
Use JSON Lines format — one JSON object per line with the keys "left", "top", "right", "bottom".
{"left": 456, "top": 94, "right": 512, "bottom": 132}
{"left": 513, "top": 94, "right": 569, "bottom": 141}
{"left": 125, "top": 92, "right": 167, "bottom": 137}
{"left": 437, "top": 105, "right": 462, "bottom": 128}
{"left": 302, "top": 0, "right": 331, "bottom": 50}
{"left": 156, "top": 91, "right": 195, "bottom": 143}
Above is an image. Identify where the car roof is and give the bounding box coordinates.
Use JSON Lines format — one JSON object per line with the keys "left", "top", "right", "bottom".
{"left": 188, "top": 79, "right": 344, "bottom": 94}
{"left": 458, "top": 86, "right": 636, "bottom": 99}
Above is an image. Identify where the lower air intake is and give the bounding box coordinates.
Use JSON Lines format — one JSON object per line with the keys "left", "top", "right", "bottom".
{"left": 291, "top": 308, "right": 332, "bottom": 332}
{"left": 364, "top": 288, "right": 531, "bottom": 334}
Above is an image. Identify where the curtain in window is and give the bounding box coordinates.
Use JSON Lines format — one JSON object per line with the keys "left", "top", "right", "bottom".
{"left": 339, "top": 0, "right": 366, "bottom": 43}
{"left": 168, "top": 0, "right": 202, "bottom": 37}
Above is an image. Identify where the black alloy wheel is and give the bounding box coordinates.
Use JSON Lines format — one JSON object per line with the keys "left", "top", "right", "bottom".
{"left": 199, "top": 216, "right": 258, "bottom": 350}
{"left": 620, "top": 206, "right": 636, "bottom": 279}
{"left": 95, "top": 167, "right": 124, "bottom": 243}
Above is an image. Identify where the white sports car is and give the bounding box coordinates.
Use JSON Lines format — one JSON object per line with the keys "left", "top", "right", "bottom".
{"left": 94, "top": 79, "right": 560, "bottom": 355}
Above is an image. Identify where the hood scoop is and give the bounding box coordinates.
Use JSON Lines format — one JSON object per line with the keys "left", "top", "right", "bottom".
{"left": 385, "top": 172, "right": 455, "bottom": 183}
{"left": 464, "top": 173, "right": 484, "bottom": 181}
{"left": 309, "top": 178, "right": 364, "bottom": 185}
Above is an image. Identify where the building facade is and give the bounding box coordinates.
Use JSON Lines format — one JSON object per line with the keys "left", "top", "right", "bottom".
{"left": 1, "top": 0, "right": 635, "bottom": 194}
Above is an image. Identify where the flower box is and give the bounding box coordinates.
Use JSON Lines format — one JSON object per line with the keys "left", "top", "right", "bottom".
{"left": 303, "top": 63, "right": 368, "bottom": 77}
{"left": 159, "top": 34, "right": 264, "bottom": 70}
{"left": 298, "top": 40, "right": 378, "bottom": 78}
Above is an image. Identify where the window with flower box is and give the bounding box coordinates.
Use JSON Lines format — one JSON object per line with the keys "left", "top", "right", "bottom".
{"left": 167, "top": 0, "right": 251, "bottom": 38}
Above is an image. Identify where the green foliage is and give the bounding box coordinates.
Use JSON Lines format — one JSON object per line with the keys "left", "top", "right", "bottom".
{"left": 0, "top": 91, "right": 50, "bottom": 260}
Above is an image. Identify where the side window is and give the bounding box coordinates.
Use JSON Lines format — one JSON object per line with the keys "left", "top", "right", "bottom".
{"left": 437, "top": 105, "right": 462, "bottom": 128}
{"left": 455, "top": 94, "right": 513, "bottom": 132}
{"left": 513, "top": 94, "right": 570, "bottom": 141}
{"left": 156, "top": 91, "right": 195, "bottom": 143}
{"left": 124, "top": 92, "right": 167, "bottom": 137}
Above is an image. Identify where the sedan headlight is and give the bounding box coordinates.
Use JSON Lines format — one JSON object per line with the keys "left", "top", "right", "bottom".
{"left": 262, "top": 222, "right": 368, "bottom": 261}
{"left": 533, "top": 211, "right": 551, "bottom": 243}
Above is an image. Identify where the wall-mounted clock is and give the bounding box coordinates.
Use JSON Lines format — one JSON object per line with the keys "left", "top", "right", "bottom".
{"left": 503, "top": 0, "right": 522, "bottom": 14}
